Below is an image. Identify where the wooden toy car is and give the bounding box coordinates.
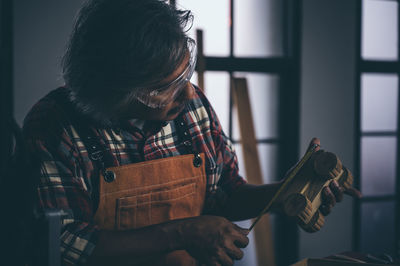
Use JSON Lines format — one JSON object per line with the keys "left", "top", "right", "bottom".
{"left": 279, "top": 150, "right": 353, "bottom": 232}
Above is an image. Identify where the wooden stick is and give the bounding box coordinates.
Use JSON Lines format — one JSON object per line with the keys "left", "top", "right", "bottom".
{"left": 196, "top": 29, "right": 205, "bottom": 91}
{"left": 249, "top": 143, "right": 320, "bottom": 231}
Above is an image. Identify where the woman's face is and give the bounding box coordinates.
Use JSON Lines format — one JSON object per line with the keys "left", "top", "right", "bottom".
{"left": 114, "top": 54, "right": 195, "bottom": 122}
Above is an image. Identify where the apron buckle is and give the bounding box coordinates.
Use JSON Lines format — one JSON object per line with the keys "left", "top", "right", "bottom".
{"left": 90, "top": 150, "right": 103, "bottom": 161}
{"left": 193, "top": 153, "right": 202, "bottom": 168}
{"left": 103, "top": 170, "right": 116, "bottom": 183}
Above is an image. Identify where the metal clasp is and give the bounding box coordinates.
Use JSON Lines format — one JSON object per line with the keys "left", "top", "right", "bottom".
{"left": 193, "top": 153, "right": 202, "bottom": 168}
{"left": 103, "top": 170, "right": 116, "bottom": 183}
{"left": 90, "top": 150, "right": 103, "bottom": 161}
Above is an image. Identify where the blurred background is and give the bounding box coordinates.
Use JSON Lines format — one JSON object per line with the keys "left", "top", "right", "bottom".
{"left": 0, "top": 0, "right": 399, "bottom": 265}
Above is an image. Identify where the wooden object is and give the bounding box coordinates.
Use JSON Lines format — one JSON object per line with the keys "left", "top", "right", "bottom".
{"left": 293, "top": 251, "right": 399, "bottom": 265}
{"left": 292, "top": 258, "right": 386, "bottom": 266}
{"left": 279, "top": 149, "right": 354, "bottom": 232}
{"left": 232, "top": 77, "right": 276, "bottom": 266}
{"left": 249, "top": 143, "right": 319, "bottom": 231}
{"left": 196, "top": 29, "right": 205, "bottom": 91}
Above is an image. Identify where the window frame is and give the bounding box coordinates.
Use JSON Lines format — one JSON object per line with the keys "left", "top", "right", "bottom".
{"left": 180, "top": 0, "right": 303, "bottom": 264}
{"left": 354, "top": 0, "right": 400, "bottom": 257}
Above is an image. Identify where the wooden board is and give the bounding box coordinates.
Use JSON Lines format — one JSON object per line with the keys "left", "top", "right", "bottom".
{"left": 196, "top": 29, "right": 205, "bottom": 91}
{"left": 232, "top": 77, "right": 276, "bottom": 266}
{"left": 292, "top": 258, "right": 387, "bottom": 266}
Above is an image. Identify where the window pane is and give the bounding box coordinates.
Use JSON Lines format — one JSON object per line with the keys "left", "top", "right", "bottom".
{"left": 362, "top": 0, "right": 398, "bottom": 60}
{"left": 202, "top": 72, "right": 230, "bottom": 133}
{"left": 235, "top": 213, "right": 278, "bottom": 266}
{"left": 234, "top": 143, "right": 279, "bottom": 266}
{"left": 360, "top": 201, "right": 396, "bottom": 254}
{"left": 234, "top": 220, "right": 258, "bottom": 266}
{"left": 190, "top": 71, "right": 198, "bottom": 86}
{"left": 234, "top": 143, "right": 279, "bottom": 184}
{"left": 234, "top": 0, "right": 284, "bottom": 57}
{"left": 258, "top": 143, "right": 279, "bottom": 183}
{"left": 177, "top": 0, "right": 230, "bottom": 56}
{"left": 234, "top": 144, "right": 246, "bottom": 179}
{"left": 361, "top": 137, "right": 397, "bottom": 196}
{"left": 361, "top": 74, "right": 398, "bottom": 132}
{"left": 232, "top": 73, "right": 279, "bottom": 140}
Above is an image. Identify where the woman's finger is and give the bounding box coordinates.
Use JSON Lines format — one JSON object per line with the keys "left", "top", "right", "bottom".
{"left": 344, "top": 187, "right": 362, "bottom": 198}
{"left": 329, "top": 180, "right": 344, "bottom": 202}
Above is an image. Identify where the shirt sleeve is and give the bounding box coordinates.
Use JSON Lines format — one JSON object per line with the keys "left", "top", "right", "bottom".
{"left": 195, "top": 87, "right": 246, "bottom": 193}
{"left": 24, "top": 120, "right": 98, "bottom": 265}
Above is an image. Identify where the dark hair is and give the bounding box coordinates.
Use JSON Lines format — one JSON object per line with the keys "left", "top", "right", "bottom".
{"left": 62, "top": 0, "right": 193, "bottom": 112}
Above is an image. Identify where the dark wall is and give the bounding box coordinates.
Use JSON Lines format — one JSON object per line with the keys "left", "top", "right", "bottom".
{"left": 13, "top": 0, "right": 83, "bottom": 125}
{"left": 300, "top": 0, "right": 357, "bottom": 258}
{"left": 1, "top": 0, "right": 13, "bottom": 178}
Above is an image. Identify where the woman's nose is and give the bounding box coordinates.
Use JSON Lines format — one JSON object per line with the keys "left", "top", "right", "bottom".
{"left": 177, "top": 82, "right": 195, "bottom": 102}
{"left": 185, "top": 82, "right": 195, "bottom": 99}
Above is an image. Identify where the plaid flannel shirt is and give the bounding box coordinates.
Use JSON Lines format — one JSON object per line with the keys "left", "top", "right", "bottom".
{"left": 23, "top": 86, "right": 245, "bottom": 265}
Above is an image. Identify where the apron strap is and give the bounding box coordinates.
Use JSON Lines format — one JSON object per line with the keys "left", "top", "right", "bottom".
{"left": 49, "top": 87, "right": 201, "bottom": 175}
{"left": 47, "top": 88, "right": 115, "bottom": 211}
{"left": 48, "top": 88, "right": 113, "bottom": 178}
{"left": 174, "top": 115, "right": 203, "bottom": 168}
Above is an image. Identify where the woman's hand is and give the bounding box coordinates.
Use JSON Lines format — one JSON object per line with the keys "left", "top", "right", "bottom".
{"left": 308, "top": 138, "right": 362, "bottom": 216}
{"left": 179, "top": 215, "right": 249, "bottom": 266}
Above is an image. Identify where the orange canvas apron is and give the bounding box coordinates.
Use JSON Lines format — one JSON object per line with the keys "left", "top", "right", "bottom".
{"left": 93, "top": 152, "right": 206, "bottom": 265}
{"left": 49, "top": 89, "right": 207, "bottom": 265}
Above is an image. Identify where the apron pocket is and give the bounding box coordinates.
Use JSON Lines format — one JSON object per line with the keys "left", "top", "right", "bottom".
{"left": 116, "top": 183, "right": 196, "bottom": 230}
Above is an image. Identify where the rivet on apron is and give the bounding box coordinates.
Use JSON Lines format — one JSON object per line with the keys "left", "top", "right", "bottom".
{"left": 193, "top": 153, "right": 202, "bottom": 168}
{"left": 103, "top": 170, "right": 116, "bottom": 183}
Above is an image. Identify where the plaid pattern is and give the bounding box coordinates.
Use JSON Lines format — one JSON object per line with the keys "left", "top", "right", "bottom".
{"left": 23, "top": 86, "right": 245, "bottom": 265}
